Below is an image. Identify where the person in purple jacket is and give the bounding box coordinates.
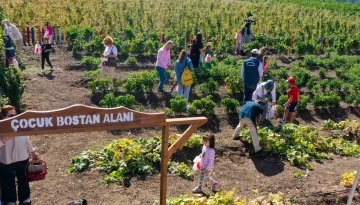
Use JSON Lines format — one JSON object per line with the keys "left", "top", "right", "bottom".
{"left": 192, "top": 134, "right": 218, "bottom": 193}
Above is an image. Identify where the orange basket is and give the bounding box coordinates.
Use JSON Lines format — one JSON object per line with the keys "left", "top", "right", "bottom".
{"left": 25, "top": 160, "right": 48, "bottom": 182}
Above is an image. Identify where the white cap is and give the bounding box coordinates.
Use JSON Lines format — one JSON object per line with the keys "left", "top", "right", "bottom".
{"left": 251, "top": 49, "right": 260, "bottom": 54}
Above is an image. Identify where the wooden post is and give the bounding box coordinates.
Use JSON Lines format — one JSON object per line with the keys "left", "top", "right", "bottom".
{"left": 22, "top": 28, "right": 27, "bottom": 46}
{"left": 30, "top": 27, "right": 35, "bottom": 46}
{"left": 38, "top": 27, "right": 42, "bottom": 44}
{"left": 160, "top": 125, "right": 169, "bottom": 205}
{"left": 160, "top": 33, "right": 165, "bottom": 43}
{"left": 189, "top": 34, "right": 193, "bottom": 43}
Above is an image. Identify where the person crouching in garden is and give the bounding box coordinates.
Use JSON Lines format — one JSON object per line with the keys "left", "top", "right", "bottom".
{"left": 100, "top": 36, "right": 118, "bottom": 90}
{"left": 252, "top": 80, "right": 276, "bottom": 126}
{"left": 156, "top": 41, "right": 173, "bottom": 93}
{"left": 175, "top": 50, "right": 194, "bottom": 105}
{"left": 0, "top": 105, "right": 40, "bottom": 205}
{"left": 232, "top": 100, "right": 267, "bottom": 158}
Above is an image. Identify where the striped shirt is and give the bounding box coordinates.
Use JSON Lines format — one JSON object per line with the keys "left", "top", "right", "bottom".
{"left": 201, "top": 145, "right": 215, "bottom": 171}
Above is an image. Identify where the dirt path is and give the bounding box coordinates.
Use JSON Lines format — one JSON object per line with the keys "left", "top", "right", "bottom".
{"left": 18, "top": 47, "right": 360, "bottom": 205}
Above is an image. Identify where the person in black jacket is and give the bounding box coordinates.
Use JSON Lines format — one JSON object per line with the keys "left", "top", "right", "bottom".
{"left": 40, "top": 37, "right": 53, "bottom": 75}
{"left": 189, "top": 33, "right": 204, "bottom": 68}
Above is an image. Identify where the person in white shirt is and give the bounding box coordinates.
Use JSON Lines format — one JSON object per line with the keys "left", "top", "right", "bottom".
{"left": 1, "top": 20, "right": 24, "bottom": 55}
{"left": 100, "top": 36, "right": 118, "bottom": 90}
{"left": 0, "top": 105, "right": 39, "bottom": 205}
{"left": 252, "top": 80, "right": 276, "bottom": 125}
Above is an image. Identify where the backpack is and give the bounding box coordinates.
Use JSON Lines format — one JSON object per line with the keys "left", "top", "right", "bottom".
{"left": 181, "top": 60, "right": 193, "bottom": 86}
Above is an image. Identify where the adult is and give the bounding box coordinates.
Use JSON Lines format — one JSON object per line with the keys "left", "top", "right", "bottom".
{"left": 175, "top": 50, "right": 194, "bottom": 101}
{"left": 100, "top": 36, "right": 118, "bottom": 90}
{"left": 4, "top": 35, "right": 19, "bottom": 69}
{"left": 239, "top": 23, "right": 253, "bottom": 56}
{"left": 252, "top": 80, "right": 276, "bottom": 125}
{"left": 189, "top": 32, "right": 204, "bottom": 68}
{"left": 232, "top": 101, "right": 267, "bottom": 158}
{"left": 155, "top": 41, "right": 173, "bottom": 93}
{"left": 241, "top": 49, "right": 263, "bottom": 104}
{"left": 1, "top": 20, "right": 24, "bottom": 55}
{"left": 44, "top": 21, "right": 54, "bottom": 45}
{"left": 234, "top": 29, "right": 242, "bottom": 54}
{"left": 0, "top": 105, "right": 39, "bottom": 205}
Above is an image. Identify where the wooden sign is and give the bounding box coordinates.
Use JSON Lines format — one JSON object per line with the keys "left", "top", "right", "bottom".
{"left": 0, "top": 104, "right": 166, "bottom": 137}
{"left": 0, "top": 104, "right": 207, "bottom": 205}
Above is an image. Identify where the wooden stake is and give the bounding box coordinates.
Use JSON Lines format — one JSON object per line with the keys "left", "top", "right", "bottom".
{"left": 160, "top": 125, "right": 170, "bottom": 205}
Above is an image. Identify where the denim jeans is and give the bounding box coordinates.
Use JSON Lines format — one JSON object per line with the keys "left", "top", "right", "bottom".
{"left": 156, "top": 66, "right": 167, "bottom": 92}
{"left": 243, "top": 84, "right": 257, "bottom": 104}
{"left": 259, "top": 102, "right": 269, "bottom": 124}
{"left": 0, "top": 158, "right": 30, "bottom": 204}
{"left": 177, "top": 82, "right": 191, "bottom": 100}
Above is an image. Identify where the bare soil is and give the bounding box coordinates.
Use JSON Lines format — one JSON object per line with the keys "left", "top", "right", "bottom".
{"left": 18, "top": 46, "right": 360, "bottom": 205}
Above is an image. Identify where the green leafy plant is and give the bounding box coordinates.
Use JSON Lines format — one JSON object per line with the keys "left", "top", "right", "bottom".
{"left": 188, "top": 95, "right": 216, "bottom": 116}
{"left": 80, "top": 56, "right": 101, "bottom": 70}
{"left": 67, "top": 134, "right": 202, "bottom": 183}
{"left": 99, "top": 93, "right": 136, "bottom": 109}
{"left": 199, "top": 78, "right": 218, "bottom": 96}
{"left": 318, "top": 67, "right": 326, "bottom": 79}
{"left": 221, "top": 98, "right": 240, "bottom": 114}
{"left": 125, "top": 56, "right": 137, "bottom": 66}
{"left": 224, "top": 75, "right": 244, "bottom": 94}
{"left": 169, "top": 96, "right": 187, "bottom": 115}
{"left": 0, "top": 66, "right": 24, "bottom": 110}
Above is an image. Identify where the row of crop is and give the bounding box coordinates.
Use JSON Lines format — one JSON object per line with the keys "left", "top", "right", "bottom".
{"left": 67, "top": 134, "right": 203, "bottom": 183}
{"left": 4, "top": 0, "right": 360, "bottom": 47}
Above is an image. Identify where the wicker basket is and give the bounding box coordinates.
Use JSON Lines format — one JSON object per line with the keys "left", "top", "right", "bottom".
{"left": 25, "top": 160, "right": 48, "bottom": 182}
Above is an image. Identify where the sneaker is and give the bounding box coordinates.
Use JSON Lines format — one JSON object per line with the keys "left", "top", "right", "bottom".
{"left": 192, "top": 186, "right": 202, "bottom": 193}
{"left": 50, "top": 67, "right": 54, "bottom": 71}
{"left": 232, "top": 134, "right": 242, "bottom": 140}
{"left": 211, "top": 182, "right": 218, "bottom": 192}
{"left": 41, "top": 69, "right": 45, "bottom": 74}
{"left": 279, "top": 118, "right": 286, "bottom": 124}
{"left": 254, "top": 150, "right": 267, "bottom": 158}
{"left": 19, "top": 201, "right": 31, "bottom": 205}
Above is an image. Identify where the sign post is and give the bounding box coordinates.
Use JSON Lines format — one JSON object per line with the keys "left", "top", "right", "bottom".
{"left": 0, "top": 104, "right": 207, "bottom": 205}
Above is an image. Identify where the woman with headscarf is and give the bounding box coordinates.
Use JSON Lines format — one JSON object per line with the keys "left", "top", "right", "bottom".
{"left": 189, "top": 32, "right": 204, "bottom": 68}
{"left": 239, "top": 23, "right": 253, "bottom": 56}
{"left": 252, "top": 80, "right": 276, "bottom": 125}
{"left": 1, "top": 20, "right": 24, "bottom": 55}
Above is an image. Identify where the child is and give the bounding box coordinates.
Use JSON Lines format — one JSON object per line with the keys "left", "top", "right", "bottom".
{"left": 262, "top": 56, "right": 269, "bottom": 73}
{"left": 192, "top": 134, "right": 218, "bottom": 193}
{"left": 40, "top": 37, "right": 54, "bottom": 74}
{"left": 280, "top": 77, "right": 299, "bottom": 124}
{"left": 204, "top": 44, "right": 214, "bottom": 69}
{"left": 44, "top": 21, "right": 54, "bottom": 45}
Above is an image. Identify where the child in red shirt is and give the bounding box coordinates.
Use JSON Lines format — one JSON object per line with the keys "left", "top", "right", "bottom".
{"left": 280, "top": 77, "right": 299, "bottom": 123}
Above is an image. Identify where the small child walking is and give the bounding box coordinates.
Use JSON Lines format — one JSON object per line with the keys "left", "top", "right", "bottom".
{"left": 40, "top": 37, "right": 53, "bottom": 74}
{"left": 192, "top": 134, "right": 218, "bottom": 193}
{"left": 280, "top": 77, "right": 299, "bottom": 124}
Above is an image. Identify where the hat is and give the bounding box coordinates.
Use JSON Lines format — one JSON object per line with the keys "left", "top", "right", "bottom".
{"left": 264, "top": 80, "right": 274, "bottom": 91}
{"left": 251, "top": 49, "right": 260, "bottom": 54}
{"left": 287, "top": 77, "right": 296, "bottom": 84}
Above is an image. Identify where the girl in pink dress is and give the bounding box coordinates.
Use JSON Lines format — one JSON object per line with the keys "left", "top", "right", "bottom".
{"left": 44, "top": 21, "right": 54, "bottom": 44}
